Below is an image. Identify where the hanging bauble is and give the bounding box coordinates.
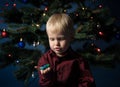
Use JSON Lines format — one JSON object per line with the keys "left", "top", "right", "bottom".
{"left": 18, "top": 38, "right": 25, "bottom": 48}
{"left": 33, "top": 41, "right": 36, "bottom": 47}
{"left": 1, "top": 29, "right": 8, "bottom": 38}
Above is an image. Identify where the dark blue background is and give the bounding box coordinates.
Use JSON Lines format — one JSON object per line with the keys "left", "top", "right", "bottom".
{"left": 0, "top": 0, "right": 120, "bottom": 87}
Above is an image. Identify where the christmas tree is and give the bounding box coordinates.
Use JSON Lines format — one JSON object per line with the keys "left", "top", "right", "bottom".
{"left": 0, "top": 0, "right": 120, "bottom": 86}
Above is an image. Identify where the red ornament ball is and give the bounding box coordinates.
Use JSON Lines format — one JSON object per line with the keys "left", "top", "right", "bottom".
{"left": 1, "top": 30, "right": 8, "bottom": 38}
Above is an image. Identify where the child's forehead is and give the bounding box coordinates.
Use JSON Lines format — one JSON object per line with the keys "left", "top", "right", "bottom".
{"left": 47, "top": 30, "right": 66, "bottom": 35}
{"left": 47, "top": 27, "right": 66, "bottom": 34}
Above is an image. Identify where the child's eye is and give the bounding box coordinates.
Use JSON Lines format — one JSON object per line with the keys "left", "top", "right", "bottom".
{"left": 49, "top": 38, "right": 54, "bottom": 41}
{"left": 58, "top": 37, "right": 65, "bottom": 40}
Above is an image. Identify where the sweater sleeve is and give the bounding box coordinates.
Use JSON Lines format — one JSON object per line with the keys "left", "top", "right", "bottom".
{"left": 78, "top": 58, "right": 96, "bottom": 87}
{"left": 37, "top": 55, "right": 56, "bottom": 87}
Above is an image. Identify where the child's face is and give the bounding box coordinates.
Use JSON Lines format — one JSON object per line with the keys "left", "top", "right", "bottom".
{"left": 47, "top": 31, "right": 72, "bottom": 57}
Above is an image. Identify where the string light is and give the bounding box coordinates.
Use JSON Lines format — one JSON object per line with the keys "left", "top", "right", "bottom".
{"left": 36, "top": 24, "right": 40, "bottom": 27}
{"left": 32, "top": 72, "right": 35, "bottom": 78}
{"left": 13, "top": 3, "right": 16, "bottom": 7}
{"left": 99, "top": 5, "right": 102, "bottom": 8}
{"left": 44, "top": 7, "right": 48, "bottom": 11}
{"left": 43, "top": 13, "right": 46, "bottom": 16}
{"left": 97, "top": 24, "right": 101, "bottom": 28}
{"left": 82, "top": 7, "right": 85, "bottom": 10}
{"left": 33, "top": 41, "right": 36, "bottom": 47}
{"left": 36, "top": 41, "right": 40, "bottom": 45}
{"left": 75, "top": 13, "right": 79, "bottom": 16}
{"left": 96, "top": 48, "right": 101, "bottom": 53}
{"left": 90, "top": 16, "right": 93, "bottom": 20}
{"left": 8, "top": 53, "right": 12, "bottom": 58}
{"left": 16, "top": 60, "right": 20, "bottom": 64}
{"left": 64, "top": 9, "right": 67, "bottom": 13}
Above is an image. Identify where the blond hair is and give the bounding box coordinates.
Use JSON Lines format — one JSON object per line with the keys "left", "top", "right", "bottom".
{"left": 46, "top": 13, "right": 74, "bottom": 36}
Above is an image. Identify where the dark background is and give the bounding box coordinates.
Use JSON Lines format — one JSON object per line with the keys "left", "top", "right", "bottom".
{"left": 0, "top": 0, "right": 120, "bottom": 87}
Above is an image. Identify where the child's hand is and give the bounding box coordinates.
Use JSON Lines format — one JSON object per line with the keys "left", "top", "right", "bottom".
{"left": 40, "top": 67, "right": 51, "bottom": 75}
{"left": 40, "top": 64, "right": 51, "bottom": 75}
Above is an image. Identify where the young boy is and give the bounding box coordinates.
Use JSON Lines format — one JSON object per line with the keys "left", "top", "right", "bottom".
{"left": 38, "top": 13, "right": 96, "bottom": 87}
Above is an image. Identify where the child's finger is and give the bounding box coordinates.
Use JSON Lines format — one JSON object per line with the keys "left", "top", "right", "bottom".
{"left": 40, "top": 70, "right": 44, "bottom": 74}
{"left": 44, "top": 67, "right": 51, "bottom": 73}
{"left": 40, "top": 67, "right": 51, "bottom": 74}
{"left": 47, "top": 67, "right": 50, "bottom": 71}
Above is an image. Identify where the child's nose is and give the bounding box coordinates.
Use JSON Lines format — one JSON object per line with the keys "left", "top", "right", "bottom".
{"left": 55, "top": 40, "right": 60, "bottom": 46}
